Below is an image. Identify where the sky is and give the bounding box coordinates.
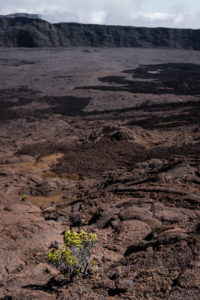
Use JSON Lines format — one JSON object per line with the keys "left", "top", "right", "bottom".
{"left": 1, "top": 0, "right": 200, "bottom": 29}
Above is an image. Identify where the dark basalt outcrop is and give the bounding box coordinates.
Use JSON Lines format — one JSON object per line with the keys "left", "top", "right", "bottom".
{"left": 0, "top": 16, "right": 200, "bottom": 48}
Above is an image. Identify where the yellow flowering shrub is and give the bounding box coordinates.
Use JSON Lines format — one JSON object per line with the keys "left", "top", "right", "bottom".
{"left": 47, "top": 230, "right": 98, "bottom": 274}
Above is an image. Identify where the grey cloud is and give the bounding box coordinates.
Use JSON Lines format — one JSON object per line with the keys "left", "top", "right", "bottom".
{"left": 0, "top": 0, "right": 200, "bottom": 28}
{"left": 0, "top": 0, "right": 143, "bottom": 24}
{"left": 131, "top": 11, "right": 200, "bottom": 29}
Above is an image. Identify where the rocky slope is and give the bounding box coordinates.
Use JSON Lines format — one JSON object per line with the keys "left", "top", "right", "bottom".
{"left": 0, "top": 17, "right": 200, "bottom": 48}
{"left": 0, "top": 47, "right": 200, "bottom": 299}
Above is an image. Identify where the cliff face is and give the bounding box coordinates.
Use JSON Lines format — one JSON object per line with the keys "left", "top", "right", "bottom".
{"left": 0, "top": 18, "right": 59, "bottom": 47}
{"left": 0, "top": 17, "right": 200, "bottom": 49}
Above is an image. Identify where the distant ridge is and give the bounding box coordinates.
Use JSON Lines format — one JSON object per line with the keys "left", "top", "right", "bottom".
{"left": 0, "top": 16, "right": 200, "bottom": 49}
{"left": 0, "top": 13, "right": 40, "bottom": 19}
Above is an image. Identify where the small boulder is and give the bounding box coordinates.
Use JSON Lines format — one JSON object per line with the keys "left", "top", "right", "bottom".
{"left": 117, "top": 220, "right": 152, "bottom": 246}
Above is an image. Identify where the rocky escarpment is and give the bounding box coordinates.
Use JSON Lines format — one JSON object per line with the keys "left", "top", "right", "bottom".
{"left": 0, "top": 17, "right": 200, "bottom": 48}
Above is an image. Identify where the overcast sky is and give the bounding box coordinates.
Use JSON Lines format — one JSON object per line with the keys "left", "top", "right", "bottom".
{"left": 1, "top": 0, "right": 200, "bottom": 29}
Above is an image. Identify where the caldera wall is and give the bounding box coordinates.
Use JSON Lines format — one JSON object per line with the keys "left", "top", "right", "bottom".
{"left": 0, "top": 17, "right": 200, "bottom": 49}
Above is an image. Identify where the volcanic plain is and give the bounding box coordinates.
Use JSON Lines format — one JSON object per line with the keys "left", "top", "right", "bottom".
{"left": 0, "top": 47, "right": 200, "bottom": 299}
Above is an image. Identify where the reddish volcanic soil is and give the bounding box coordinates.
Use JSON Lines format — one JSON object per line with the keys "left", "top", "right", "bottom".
{"left": 0, "top": 47, "right": 200, "bottom": 299}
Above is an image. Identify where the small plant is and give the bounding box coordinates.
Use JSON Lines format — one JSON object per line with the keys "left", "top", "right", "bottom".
{"left": 47, "top": 230, "right": 98, "bottom": 275}
{"left": 21, "top": 194, "right": 28, "bottom": 200}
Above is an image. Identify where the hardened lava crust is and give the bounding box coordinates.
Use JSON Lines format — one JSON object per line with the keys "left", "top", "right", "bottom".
{"left": 0, "top": 47, "right": 200, "bottom": 299}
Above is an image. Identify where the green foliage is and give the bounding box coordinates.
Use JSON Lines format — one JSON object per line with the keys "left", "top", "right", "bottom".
{"left": 47, "top": 248, "right": 59, "bottom": 263}
{"left": 47, "top": 230, "right": 98, "bottom": 275}
{"left": 22, "top": 194, "right": 28, "bottom": 200}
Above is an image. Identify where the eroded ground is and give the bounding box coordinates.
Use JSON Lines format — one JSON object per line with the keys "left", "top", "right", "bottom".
{"left": 0, "top": 47, "right": 200, "bottom": 299}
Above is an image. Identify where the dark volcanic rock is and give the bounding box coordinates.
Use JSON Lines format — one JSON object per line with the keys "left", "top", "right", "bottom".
{"left": 0, "top": 18, "right": 59, "bottom": 47}
{"left": 1, "top": 17, "right": 200, "bottom": 49}
{"left": 1, "top": 48, "right": 200, "bottom": 299}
